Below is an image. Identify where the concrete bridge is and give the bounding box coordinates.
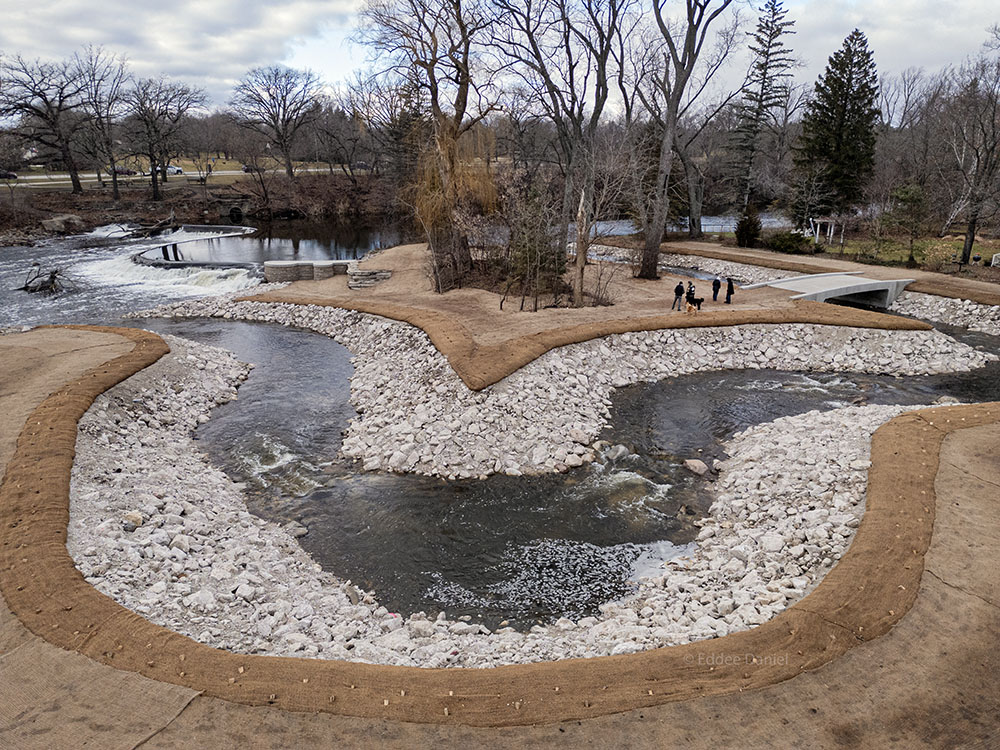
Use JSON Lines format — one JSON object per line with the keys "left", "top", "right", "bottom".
{"left": 743, "top": 271, "right": 914, "bottom": 309}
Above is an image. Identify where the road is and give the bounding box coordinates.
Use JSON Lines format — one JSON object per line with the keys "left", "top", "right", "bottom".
{"left": 0, "top": 167, "right": 332, "bottom": 191}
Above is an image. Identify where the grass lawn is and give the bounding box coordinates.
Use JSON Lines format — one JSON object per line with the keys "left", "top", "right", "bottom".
{"left": 697, "top": 231, "right": 1000, "bottom": 270}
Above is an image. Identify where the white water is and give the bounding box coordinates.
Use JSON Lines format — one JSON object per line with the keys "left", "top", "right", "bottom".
{"left": 76, "top": 253, "right": 260, "bottom": 295}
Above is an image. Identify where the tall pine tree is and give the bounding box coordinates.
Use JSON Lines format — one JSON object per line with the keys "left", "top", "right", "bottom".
{"left": 731, "top": 0, "right": 796, "bottom": 209}
{"left": 796, "top": 29, "right": 879, "bottom": 218}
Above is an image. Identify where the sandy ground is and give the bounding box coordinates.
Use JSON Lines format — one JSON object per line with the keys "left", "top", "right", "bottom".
{"left": 633, "top": 239, "right": 1000, "bottom": 307}
{"left": 245, "top": 245, "right": 929, "bottom": 390}
{"left": 0, "top": 326, "right": 998, "bottom": 747}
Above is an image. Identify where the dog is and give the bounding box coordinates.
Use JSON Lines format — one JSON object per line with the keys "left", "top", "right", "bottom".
{"left": 685, "top": 297, "right": 704, "bottom": 314}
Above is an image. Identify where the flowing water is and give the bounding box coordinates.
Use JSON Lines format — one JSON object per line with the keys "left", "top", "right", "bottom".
{"left": 3, "top": 225, "right": 999, "bottom": 628}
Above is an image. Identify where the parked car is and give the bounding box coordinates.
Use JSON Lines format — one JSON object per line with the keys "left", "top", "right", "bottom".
{"left": 241, "top": 164, "right": 265, "bottom": 173}
{"left": 111, "top": 165, "right": 137, "bottom": 176}
{"left": 0, "top": 170, "right": 16, "bottom": 180}
{"left": 161, "top": 164, "right": 183, "bottom": 175}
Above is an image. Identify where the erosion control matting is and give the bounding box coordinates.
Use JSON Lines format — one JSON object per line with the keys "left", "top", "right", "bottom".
{"left": 0, "top": 326, "right": 200, "bottom": 750}
{"left": 1, "top": 324, "right": 996, "bottom": 730}
{"left": 0, "top": 639, "right": 198, "bottom": 750}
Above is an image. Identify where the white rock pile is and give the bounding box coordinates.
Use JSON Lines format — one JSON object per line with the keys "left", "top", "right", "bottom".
{"left": 588, "top": 244, "right": 787, "bottom": 285}
{"left": 130, "top": 295, "right": 994, "bottom": 480}
{"left": 890, "top": 291, "right": 1000, "bottom": 337}
{"left": 658, "top": 252, "right": 787, "bottom": 285}
{"left": 68, "top": 332, "right": 927, "bottom": 666}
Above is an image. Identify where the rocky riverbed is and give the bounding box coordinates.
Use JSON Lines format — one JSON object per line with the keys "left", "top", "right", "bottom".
{"left": 130, "top": 294, "right": 994, "bottom": 480}
{"left": 68, "top": 332, "right": 931, "bottom": 667}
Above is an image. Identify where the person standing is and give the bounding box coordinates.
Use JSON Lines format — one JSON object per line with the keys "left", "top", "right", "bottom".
{"left": 712, "top": 276, "right": 721, "bottom": 301}
{"left": 671, "top": 281, "right": 685, "bottom": 310}
{"left": 725, "top": 277, "right": 735, "bottom": 304}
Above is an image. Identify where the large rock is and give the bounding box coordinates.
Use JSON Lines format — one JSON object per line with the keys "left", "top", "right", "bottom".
{"left": 759, "top": 533, "right": 785, "bottom": 552}
{"left": 683, "top": 458, "right": 709, "bottom": 476}
{"left": 40, "top": 214, "right": 86, "bottom": 233}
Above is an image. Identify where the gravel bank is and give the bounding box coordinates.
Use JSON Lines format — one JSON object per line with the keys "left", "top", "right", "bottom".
{"left": 68, "top": 332, "right": 929, "bottom": 666}
{"left": 890, "top": 290, "right": 1000, "bottom": 337}
{"left": 130, "top": 295, "right": 993, "bottom": 480}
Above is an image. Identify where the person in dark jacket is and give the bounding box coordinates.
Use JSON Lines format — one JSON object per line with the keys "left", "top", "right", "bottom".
{"left": 712, "top": 276, "right": 721, "bottom": 301}
{"left": 671, "top": 281, "right": 685, "bottom": 310}
{"left": 725, "top": 277, "right": 735, "bottom": 304}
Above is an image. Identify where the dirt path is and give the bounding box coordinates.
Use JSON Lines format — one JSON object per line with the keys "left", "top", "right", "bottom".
{"left": 1, "top": 326, "right": 997, "bottom": 747}
{"left": 646, "top": 240, "right": 1000, "bottom": 306}
{"left": 243, "top": 244, "right": 930, "bottom": 390}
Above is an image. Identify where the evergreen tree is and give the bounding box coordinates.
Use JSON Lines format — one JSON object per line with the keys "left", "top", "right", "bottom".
{"left": 795, "top": 29, "right": 879, "bottom": 218}
{"left": 731, "top": 0, "right": 796, "bottom": 208}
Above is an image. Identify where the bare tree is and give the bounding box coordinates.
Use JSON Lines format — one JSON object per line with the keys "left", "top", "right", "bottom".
{"left": 943, "top": 54, "right": 1000, "bottom": 264}
{"left": 229, "top": 66, "right": 322, "bottom": 178}
{"left": 0, "top": 54, "right": 88, "bottom": 193}
{"left": 988, "top": 23, "right": 1000, "bottom": 50}
{"left": 125, "top": 77, "right": 205, "bottom": 201}
{"left": 309, "top": 96, "right": 373, "bottom": 182}
{"left": 0, "top": 129, "right": 25, "bottom": 209}
{"left": 233, "top": 130, "right": 279, "bottom": 216}
{"left": 76, "top": 46, "right": 131, "bottom": 200}
{"left": 636, "top": 0, "right": 736, "bottom": 279}
{"left": 340, "top": 70, "right": 430, "bottom": 180}
{"left": 492, "top": 0, "right": 639, "bottom": 305}
{"left": 671, "top": 17, "right": 748, "bottom": 237}
{"left": 359, "top": 0, "right": 498, "bottom": 289}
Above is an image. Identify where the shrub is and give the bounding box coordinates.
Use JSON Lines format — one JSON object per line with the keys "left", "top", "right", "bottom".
{"left": 762, "top": 230, "right": 814, "bottom": 254}
{"left": 920, "top": 242, "right": 957, "bottom": 272}
{"left": 735, "top": 206, "right": 762, "bottom": 248}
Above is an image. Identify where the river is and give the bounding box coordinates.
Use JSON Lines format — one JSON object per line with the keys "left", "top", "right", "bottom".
{"left": 3, "top": 223, "right": 998, "bottom": 628}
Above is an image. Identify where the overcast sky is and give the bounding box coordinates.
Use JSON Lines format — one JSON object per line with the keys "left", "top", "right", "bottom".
{"left": 0, "top": 0, "right": 996, "bottom": 107}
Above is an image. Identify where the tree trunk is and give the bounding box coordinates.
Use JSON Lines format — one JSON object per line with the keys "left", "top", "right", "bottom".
{"left": 687, "top": 163, "right": 704, "bottom": 239}
{"left": 961, "top": 207, "right": 980, "bottom": 265}
{"left": 283, "top": 148, "right": 294, "bottom": 178}
{"left": 639, "top": 117, "right": 678, "bottom": 279}
{"left": 149, "top": 153, "right": 161, "bottom": 201}
{"left": 62, "top": 144, "right": 83, "bottom": 194}
{"left": 572, "top": 181, "right": 592, "bottom": 308}
{"left": 558, "top": 166, "right": 576, "bottom": 277}
{"left": 110, "top": 168, "right": 120, "bottom": 202}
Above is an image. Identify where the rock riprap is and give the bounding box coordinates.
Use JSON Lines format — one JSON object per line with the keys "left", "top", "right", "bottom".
{"left": 589, "top": 245, "right": 787, "bottom": 286}
{"left": 890, "top": 290, "right": 1000, "bottom": 337}
{"left": 131, "top": 295, "right": 994, "bottom": 480}
{"left": 67, "top": 336, "right": 928, "bottom": 666}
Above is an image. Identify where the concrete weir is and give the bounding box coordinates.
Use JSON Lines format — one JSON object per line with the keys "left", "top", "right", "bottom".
{"left": 263, "top": 259, "right": 354, "bottom": 282}
{"left": 743, "top": 271, "right": 914, "bottom": 308}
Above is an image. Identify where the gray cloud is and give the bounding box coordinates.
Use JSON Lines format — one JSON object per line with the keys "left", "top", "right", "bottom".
{"left": 1, "top": 0, "right": 995, "bottom": 108}
{"left": 790, "top": 0, "right": 997, "bottom": 81}
{"left": 0, "top": 0, "right": 360, "bottom": 105}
